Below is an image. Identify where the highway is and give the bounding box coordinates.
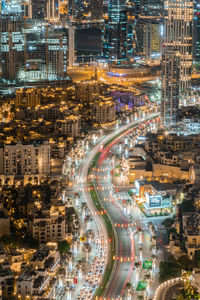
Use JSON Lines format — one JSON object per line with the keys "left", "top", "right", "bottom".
{"left": 76, "top": 112, "right": 159, "bottom": 299}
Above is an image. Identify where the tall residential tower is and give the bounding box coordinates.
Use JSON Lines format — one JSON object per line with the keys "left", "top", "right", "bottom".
{"left": 161, "top": 49, "right": 180, "bottom": 127}
{"left": 163, "top": 0, "right": 193, "bottom": 91}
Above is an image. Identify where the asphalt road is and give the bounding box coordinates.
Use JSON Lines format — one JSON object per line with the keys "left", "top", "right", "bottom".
{"left": 77, "top": 112, "right": 159, "bottom": 299}
{"left": 92, "top": 116, "right": 159, "bottom": 298}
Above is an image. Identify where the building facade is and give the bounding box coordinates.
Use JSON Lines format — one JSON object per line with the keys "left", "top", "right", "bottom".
{"left": 92, "top": 95, "right": 116, "bottom": 126}
{"left": 55, "top": 115, "right": 81, "bottom": 137}
{"left": 193, "top": 0, "right": 200, "bottom": 62}
{"left": 16, "top": 88, "right": 41, "bottom": 108}
{"left": 0, "top": 2, "right": 24, "bottom": 82}
{"left": 163, "top": 0, "right": 193, "bottom": 91}
{"left": 103, "top": 0, "right": 133, "bottom": 62}
{"left": 0, "top": 142, "right": 51, "bottom": 176}
{"left": 161, "top": 49, "right": 180, "bottom": 127}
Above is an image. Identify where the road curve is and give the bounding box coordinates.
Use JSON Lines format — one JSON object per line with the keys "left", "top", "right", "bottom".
{"left": 78, "top": 113, "right": 159, "bottom": 298}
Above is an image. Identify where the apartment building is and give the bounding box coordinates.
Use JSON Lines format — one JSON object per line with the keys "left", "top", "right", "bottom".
{"left": 92, "top": 95, "right": 116, "bottom": 127}
{"left": 29, "top": 206, "right": 66, "bottom": 243}
{"left": 55, "top": 115, "right": 81, "bottom": 137}
{"left": 0, "top": 141, "right": 50, "bottom": 176}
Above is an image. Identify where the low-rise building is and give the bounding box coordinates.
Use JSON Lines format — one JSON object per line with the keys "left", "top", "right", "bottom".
{"left": 135, "top": 180, "right": 177, "bottom": 214}
{"left": 91, "top": 95, "right": 116, "bottom": 127}
{"left": 182, "top": 212, "right": 200, "bottom": 260}
{"left": 75, "top": 81, "right": 99, "bottom": 103}
{"left": 0, "top": 262, "right": 14, "bottom": 298}
{"left": 128, "top": 155, "right": 151, "bottom": 182}
{"left": 109, "top": 87, "right": 147, "bottom": 111}
{"left": 29, "top": 206, "right": 66, "bottom": 243}
{"left": 0, "top": 141, "right": 51, "bottom": 185}
{"left": 16, "top": 88, "right": 41, "bottom": 108}
{"left": 55, "top": 115, "right": 80, "bottom": 137}
{"left": 17, "top": 244, "right": 60, "bottom": 299}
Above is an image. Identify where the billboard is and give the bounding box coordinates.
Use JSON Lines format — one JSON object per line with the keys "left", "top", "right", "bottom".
{"left": 149, "top": 195, "right": 162, "bottom": 207}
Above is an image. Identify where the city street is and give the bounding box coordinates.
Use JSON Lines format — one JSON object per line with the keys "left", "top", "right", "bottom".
{"left": 93, "top": 124, "right": 162, "bottom": 299}
{"left": 67, "top": 112, "right": 159, "bottom": 299}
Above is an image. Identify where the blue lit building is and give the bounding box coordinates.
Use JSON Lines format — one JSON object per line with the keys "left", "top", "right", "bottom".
{"left": 103, "top": 0, "right": 133, "bottom": 63}
{"left": 140, "top": 0, "right": 163, "bottom": 17}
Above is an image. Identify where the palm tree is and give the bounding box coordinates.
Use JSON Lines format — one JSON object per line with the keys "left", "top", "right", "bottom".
{"left": 125, "top": 282, "right": 133, "bottom": 299}
{"left": 151, "top": 254, "right": 157, "bottom": 261}
{"left": 135, "top": 262, "right": 140, "bottom": 269}
{"left": 144, "top": 274, "right": 151, "bottom": 280}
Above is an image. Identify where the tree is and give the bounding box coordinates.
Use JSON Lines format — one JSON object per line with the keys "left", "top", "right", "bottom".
{"left": 22, "top": 233, "right": 39, "bottom": 249}
{"left": 0, "top": 234, "right": 19, "bottom": 251}
{"left": 125, "top": 282, "right": 132, "bottom": 291}
{"left": 144, "top": 274, "right": 151, "bottom": 280}
{"left": 162, "top": 218, "right": 175, "bottom": 228}
{"left": 159, "top": 260, "right": 182, "bottom": 282}
{"left": 151, "top": 254, "right": 157, "bottom": 260}
{"left": 179, "top": 200, "right": 195, "bottom": 213}
{"left": 0, "top": 235, "right": 10, "bottom": 249}
{"left": 135, "top": 262, "right": 140, "bottom": 268}
{"left": 58, "top": 240, "right": 70, "bottom": 255}
{"left": 195, "top": 250, "right": 200, "bottom": 268}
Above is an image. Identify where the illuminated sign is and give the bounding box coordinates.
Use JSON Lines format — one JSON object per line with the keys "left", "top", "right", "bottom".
{"left": 149, "top": 195, "right": 162, "bottom": 207}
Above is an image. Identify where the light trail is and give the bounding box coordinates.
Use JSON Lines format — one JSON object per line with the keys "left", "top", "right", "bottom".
{"left": 76, "top": 112, "right": 159, "bottom": 299}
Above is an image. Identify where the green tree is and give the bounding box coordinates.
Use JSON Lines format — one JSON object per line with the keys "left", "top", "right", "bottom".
{"left": 179, "top": 200, "right": 195, "bottom": 213}
{"left": 162, "top": 218, "right": 175, "bottom": 228}
{"left": 58, "top": 240, "right": 70, "bottom": 255}
{"left": 195, "top": 250, "right": 200, "bottom": 268}
{"left": 159, "top": 260, "right": 182, "bottom": 282}
{"left": 0, "top": 235, "right": 10, "bottom": 249}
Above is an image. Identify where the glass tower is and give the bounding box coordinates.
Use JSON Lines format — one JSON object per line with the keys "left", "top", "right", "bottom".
{"left": 193, "top": 0, "right": 200, "bottom": 62}
{"left": 163, "top": 0, "right": 193, "bottom": 91}
{"left": 161, "top": 49, "right": 180, "bottom": 127}
{"left": 103, "top": 0, "right": 133, "bottom": 62}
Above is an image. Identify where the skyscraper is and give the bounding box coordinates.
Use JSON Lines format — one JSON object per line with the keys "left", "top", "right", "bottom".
{"left": 140, "top": 0, "right": 163, "bottom": 17}
{"left": 161, "top": 49, "right": 180, "bottom": 127}
{"left": 193, "top": 0, "right": 200, "bottom": 63}
{"left": 136, "top": 18, "right": 163, "bottom": 62}
{"left": 0, "top": 0, "right": 25, "bottom": 82}
{"left": 163, "top": 0, "right": 193, "bottom": 91}
{"left": 90, "top": 0, "right": 103, "bottom": 20}
{"left": 31, "top": 0, "right": 48, "bottom": 20}
{"left": 135, "top": 0, "right": 163, "bottom": 62}
{"left": 103, "top": 0, "right": 133, "bottom": 62}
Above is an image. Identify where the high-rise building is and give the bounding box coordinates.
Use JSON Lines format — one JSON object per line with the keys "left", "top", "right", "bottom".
{"left": 193, "top": 0, "right": 200, "bottom": 62}
{"left": 136, "top": 18, "right": 163, "bottom": 62}
{"left": 103, "top": 0, "right": 133, "bottom": 62}
{"left": 0, "top": 0, "right": 25, "bottom": 82}
{"left": 133, "top": 0, "right": 141, "bottom": 17}
{"left": 90, "top": 0, "right": 103, "bottom": 20}
{"left": 163, "top": 0, "right": 193, "bottom": 91}
{"left": 135, "top": 0, "right": 163, "bottom": 62}
{"left": 140, "top": 0, "right": 163, "bottom": 17}
{"left": 31, "top": 0, "right": 48, "bottom": 20}
{"left": 161, "top": 49, "right": 180, "bottom": 127}
{"left": 46, "top": 0, "right": 60, "bottom": 20}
